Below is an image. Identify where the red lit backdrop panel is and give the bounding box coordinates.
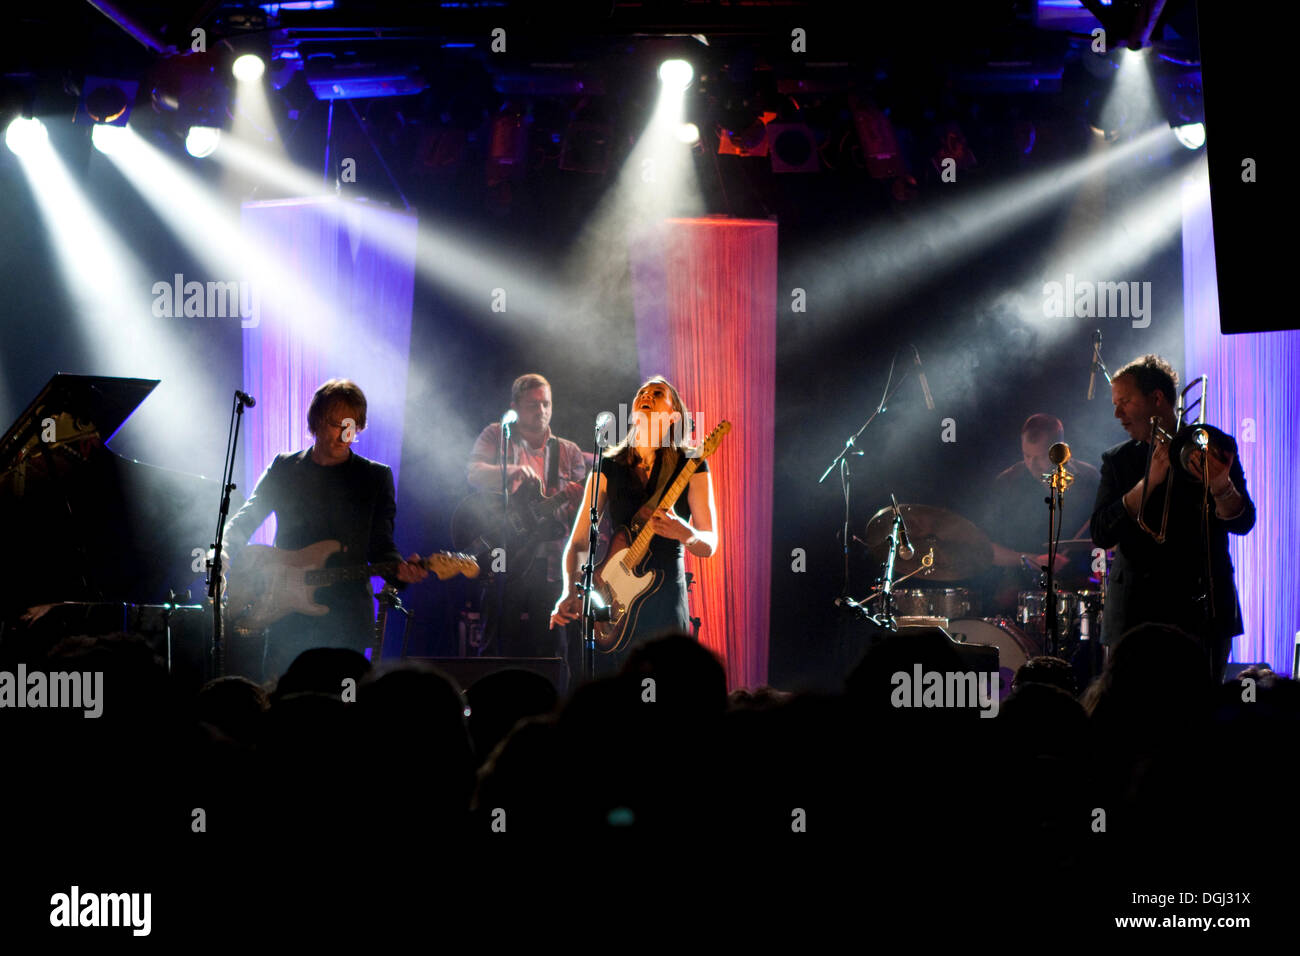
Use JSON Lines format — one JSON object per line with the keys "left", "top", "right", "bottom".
{"left": 631, "top": 216, "right": 778, "bottom": 690}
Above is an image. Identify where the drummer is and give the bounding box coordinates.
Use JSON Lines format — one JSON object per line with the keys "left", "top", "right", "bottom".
{"left": 982, "top": 413, "right": 1100, "bottom": 615}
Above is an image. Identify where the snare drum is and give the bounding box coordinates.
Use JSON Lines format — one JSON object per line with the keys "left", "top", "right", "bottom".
{"left": 947, "top": 618, "right": 1040, "bottom": 699}
{"left": 893, "top": 587, "right": 975, "bottom": 620}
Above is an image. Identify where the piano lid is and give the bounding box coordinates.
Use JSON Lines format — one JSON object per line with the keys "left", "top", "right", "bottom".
{"left": 0, "top": 373, "right": 159, "bottom": 481}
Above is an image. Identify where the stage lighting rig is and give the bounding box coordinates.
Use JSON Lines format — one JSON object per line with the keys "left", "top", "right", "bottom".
{"left": 76, "top": 76, "right": 140, "bottom": 127}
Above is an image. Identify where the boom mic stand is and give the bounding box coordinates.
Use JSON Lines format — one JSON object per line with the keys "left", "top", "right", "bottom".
{"left": 817, "top": 350, "right": 919, "bottom": 601}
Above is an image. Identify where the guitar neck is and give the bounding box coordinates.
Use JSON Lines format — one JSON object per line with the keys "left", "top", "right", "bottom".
{"left": 305, "top": 561, "right": 405, "bottom": 588}
{"left": 623, "top": 457, "right": 701, "bottom": 569}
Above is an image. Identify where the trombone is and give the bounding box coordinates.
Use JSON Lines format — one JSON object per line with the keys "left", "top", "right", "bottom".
{"left": 1137, "top": 374, "right": 1233, "bottom": 543}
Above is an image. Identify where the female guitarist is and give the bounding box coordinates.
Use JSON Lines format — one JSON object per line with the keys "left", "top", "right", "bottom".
{"left": 549, "top": 377, "right": 718, "bottom": 673}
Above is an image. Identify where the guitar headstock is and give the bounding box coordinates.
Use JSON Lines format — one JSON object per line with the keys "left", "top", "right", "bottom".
{"left": 694, "top": 420, "right": 731, "bottom": 461}
{"left": 425, "top": 551, "right": 480, "bottom": 579}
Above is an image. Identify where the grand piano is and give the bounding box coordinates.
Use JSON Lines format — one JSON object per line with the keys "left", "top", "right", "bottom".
{"left": 0, "top": 374, "right": 217, "bottom": 682}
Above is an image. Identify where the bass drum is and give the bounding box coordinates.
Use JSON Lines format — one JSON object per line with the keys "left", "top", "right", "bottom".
{"left": 947, "top": 618, "right": 1040, "bottom": 699}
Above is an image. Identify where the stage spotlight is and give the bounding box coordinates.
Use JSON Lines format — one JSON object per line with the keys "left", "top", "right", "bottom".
{"left": 676, "top": 122, "right": 700, "bottom": 144}
{"left": 91, "top": 123, "right": 130, "bottom": 155}
{"left": 5, "top": 116, "right": 47, "bottom": 156}
{"left": 232, "top": 54, "right": 266, "bottom": 83}
{"left": 1172, "top": 122, "right": 1205, "bottom": 150}
{"left": 185, "top": 125, "right": 222, "bottom": 158}
{"left": 658, "top": 59, "right": 693, "bottom": 90}
{"left": 769, "top": 123, "right": 819, "bottom": 173}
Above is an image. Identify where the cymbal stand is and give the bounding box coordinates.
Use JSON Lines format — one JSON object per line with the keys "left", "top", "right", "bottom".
{"left": 817, "top": 349, "right": 916, "bottom": 602}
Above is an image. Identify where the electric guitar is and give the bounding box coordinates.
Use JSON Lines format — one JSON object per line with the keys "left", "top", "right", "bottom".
{"left": 226, "top": 540, "right": 478, "bottom": 632}
{"left": 450, "top": 477, "right": 578, "bottom": 577}
{"left": 592, "top": 421, "right": 730, "bottom": 654}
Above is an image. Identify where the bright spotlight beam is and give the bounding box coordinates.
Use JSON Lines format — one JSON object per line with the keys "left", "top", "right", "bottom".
{"left": 209, "top": 133, "right": 567, "bottom": 327}
{"left": 232, "top": 54, "right": 266, "bottom": 83}
{"left": 98, "top": 126, "right": 348, "bottom": 344}
{"left": 5, "top": 116, "right": 48, "bottom": 157}
{"left": 91, "top": 123, "right": 130, "bottom": 155}
{"left": 658, "top": 59, "right": 693, "bottom": 89}
{"left": 185, "top": 126, "right": 222, "bottom": 158}
{"left": 789, "top": 125, "right": 1178, "bottom": 327}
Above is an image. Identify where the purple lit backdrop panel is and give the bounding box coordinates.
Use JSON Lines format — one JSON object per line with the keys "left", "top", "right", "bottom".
{"left": 239, "top": 197, "right": 417, "bottom": 611}
{"left": 1182, "top": 171, "right": 1300, "bottom": 675}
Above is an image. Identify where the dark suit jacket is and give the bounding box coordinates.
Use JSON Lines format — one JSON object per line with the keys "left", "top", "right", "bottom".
{"left": 1090, "top": 438, "right": 1255, "bottom": 645}
{"left": 224, "top": 449, "right": 405, "bottom": 645}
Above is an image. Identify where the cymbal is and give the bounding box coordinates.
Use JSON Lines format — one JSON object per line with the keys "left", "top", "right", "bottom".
{"left": 865, "top": 504, "right": 992, "bottom": 582}
{"left": 1043, "top": 537, "right": 1094, "bottom": 546}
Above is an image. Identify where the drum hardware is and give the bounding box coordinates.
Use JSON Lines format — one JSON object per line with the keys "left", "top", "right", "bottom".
{"left": 864, "top": 504, "right": 993, "bottom": 582}
{"left": 843, "top": 547, "right": 936, "bottom": 627}
{"left": 819, "top": 349, "right": 934, "bottom": 603}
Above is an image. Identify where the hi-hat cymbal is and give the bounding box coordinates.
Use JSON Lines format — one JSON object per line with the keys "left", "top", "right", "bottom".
{"left": 865, "top": 503, "right": 992, "bottom": 582}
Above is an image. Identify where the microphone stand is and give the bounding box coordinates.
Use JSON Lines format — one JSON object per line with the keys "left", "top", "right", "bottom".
{"left": 496, "top": 416, "right": 511, "bottom": 655}
{"left": 1043, "top": 465, "right": 1073, "bottom": 657}
{"left": 578, "top": 426, "right": 609, "bottom": 683}
{"left": 817, "top": 350, "right": 917, "bottom": 600}
{"left": 880, "top": 498, "right": 909, "bottom": 629}
{"left": 206, "top": 390, "right": 253, "bottom": 680}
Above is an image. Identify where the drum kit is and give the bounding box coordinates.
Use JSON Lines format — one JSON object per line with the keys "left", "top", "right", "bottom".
{"left": 850, "top": 502, "right": 1109, "bottom": 697}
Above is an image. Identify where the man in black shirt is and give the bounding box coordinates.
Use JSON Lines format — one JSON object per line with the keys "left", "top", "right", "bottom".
{"left": 223, "top": 379, "right": 428, "bottom": 681}
{"left": 1091, "top": 355, "right": 1254, "bottom": 683}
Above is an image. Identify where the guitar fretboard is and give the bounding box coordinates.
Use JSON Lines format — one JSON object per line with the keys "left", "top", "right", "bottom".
{"left": 622, "top": 456, "right": 702, "bottom": 570}
{"left": 304, "top": 561, "right": 407, "bottom": 587}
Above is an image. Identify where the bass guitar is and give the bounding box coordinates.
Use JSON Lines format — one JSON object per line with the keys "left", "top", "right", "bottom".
{"left": 226, "top": 540, "right": 478, "bottom": 632}
{"left": 592, "top": 421, "right": 730, "bottom": 654}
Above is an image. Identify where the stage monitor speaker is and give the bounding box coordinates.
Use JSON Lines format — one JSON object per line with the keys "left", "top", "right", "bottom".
{"left": 406, "top": 656, "right": 569, "bottom": 698}
{"left": 1198, "top": 5, "right": 1298, "bottom": 334}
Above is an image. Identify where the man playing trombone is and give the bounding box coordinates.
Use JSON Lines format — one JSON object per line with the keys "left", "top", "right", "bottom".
{"left": 1091, "top": 354, "right": 1255, "bottom": 683}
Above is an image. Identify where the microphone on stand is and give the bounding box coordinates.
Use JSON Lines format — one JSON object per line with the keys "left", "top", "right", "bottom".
{"left": 911, "top": 345, "right": 935, "bottom": 411}
{"left": 235, "top": 390, "right": 256, "bottom": 408}
{"left": 891, "top": 493, "right": 915, "bottom": 560}
{"left": 501, "top": 409, "right": 518, "bottom": 427}
{"left": 594, "top": 411, "right": 614, "bottom": 444}
{"left": 1087, "top": 330, "right": 1102, "bottom": 401}
{"left": 1049, "top": 441, "right": 1071, "bottom": 468}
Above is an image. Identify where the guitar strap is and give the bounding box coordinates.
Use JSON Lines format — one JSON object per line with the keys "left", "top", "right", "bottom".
{"left": 545, "top": 436, "right": 560, "bottom": 494}
{"left": 644, "top": 447, "right": 681, "bottom": 514}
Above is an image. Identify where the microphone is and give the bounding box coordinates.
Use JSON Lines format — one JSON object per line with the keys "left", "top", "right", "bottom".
{"left": 1087, "top": 329, "right": 1101, "bottom": 401}
{"left": 912, "top": 345, "right": 935, "bottom": 411}
{"left": 235, "top": 390, "right": 256, "bottom": 408}
{"left": 501, "top": 409, "right": 518, "bottom": 427}
{"left": 1049, "top": 442, "right": 1071, "bottom": 467}
{"left": 594, "top": 411, "right": 615, "bottom": 444}
{"left": 891, "top": 494, "right": 915, "bottom": 560}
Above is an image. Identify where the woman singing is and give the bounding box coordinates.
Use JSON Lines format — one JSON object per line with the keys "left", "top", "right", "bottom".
{"left": 549, "top": 377, "right": 718, "bottom": 667}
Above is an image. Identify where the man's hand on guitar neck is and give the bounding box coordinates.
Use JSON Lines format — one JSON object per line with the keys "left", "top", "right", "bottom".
{"left": 395, "top": 553, "right": 431, "bottom": 584}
